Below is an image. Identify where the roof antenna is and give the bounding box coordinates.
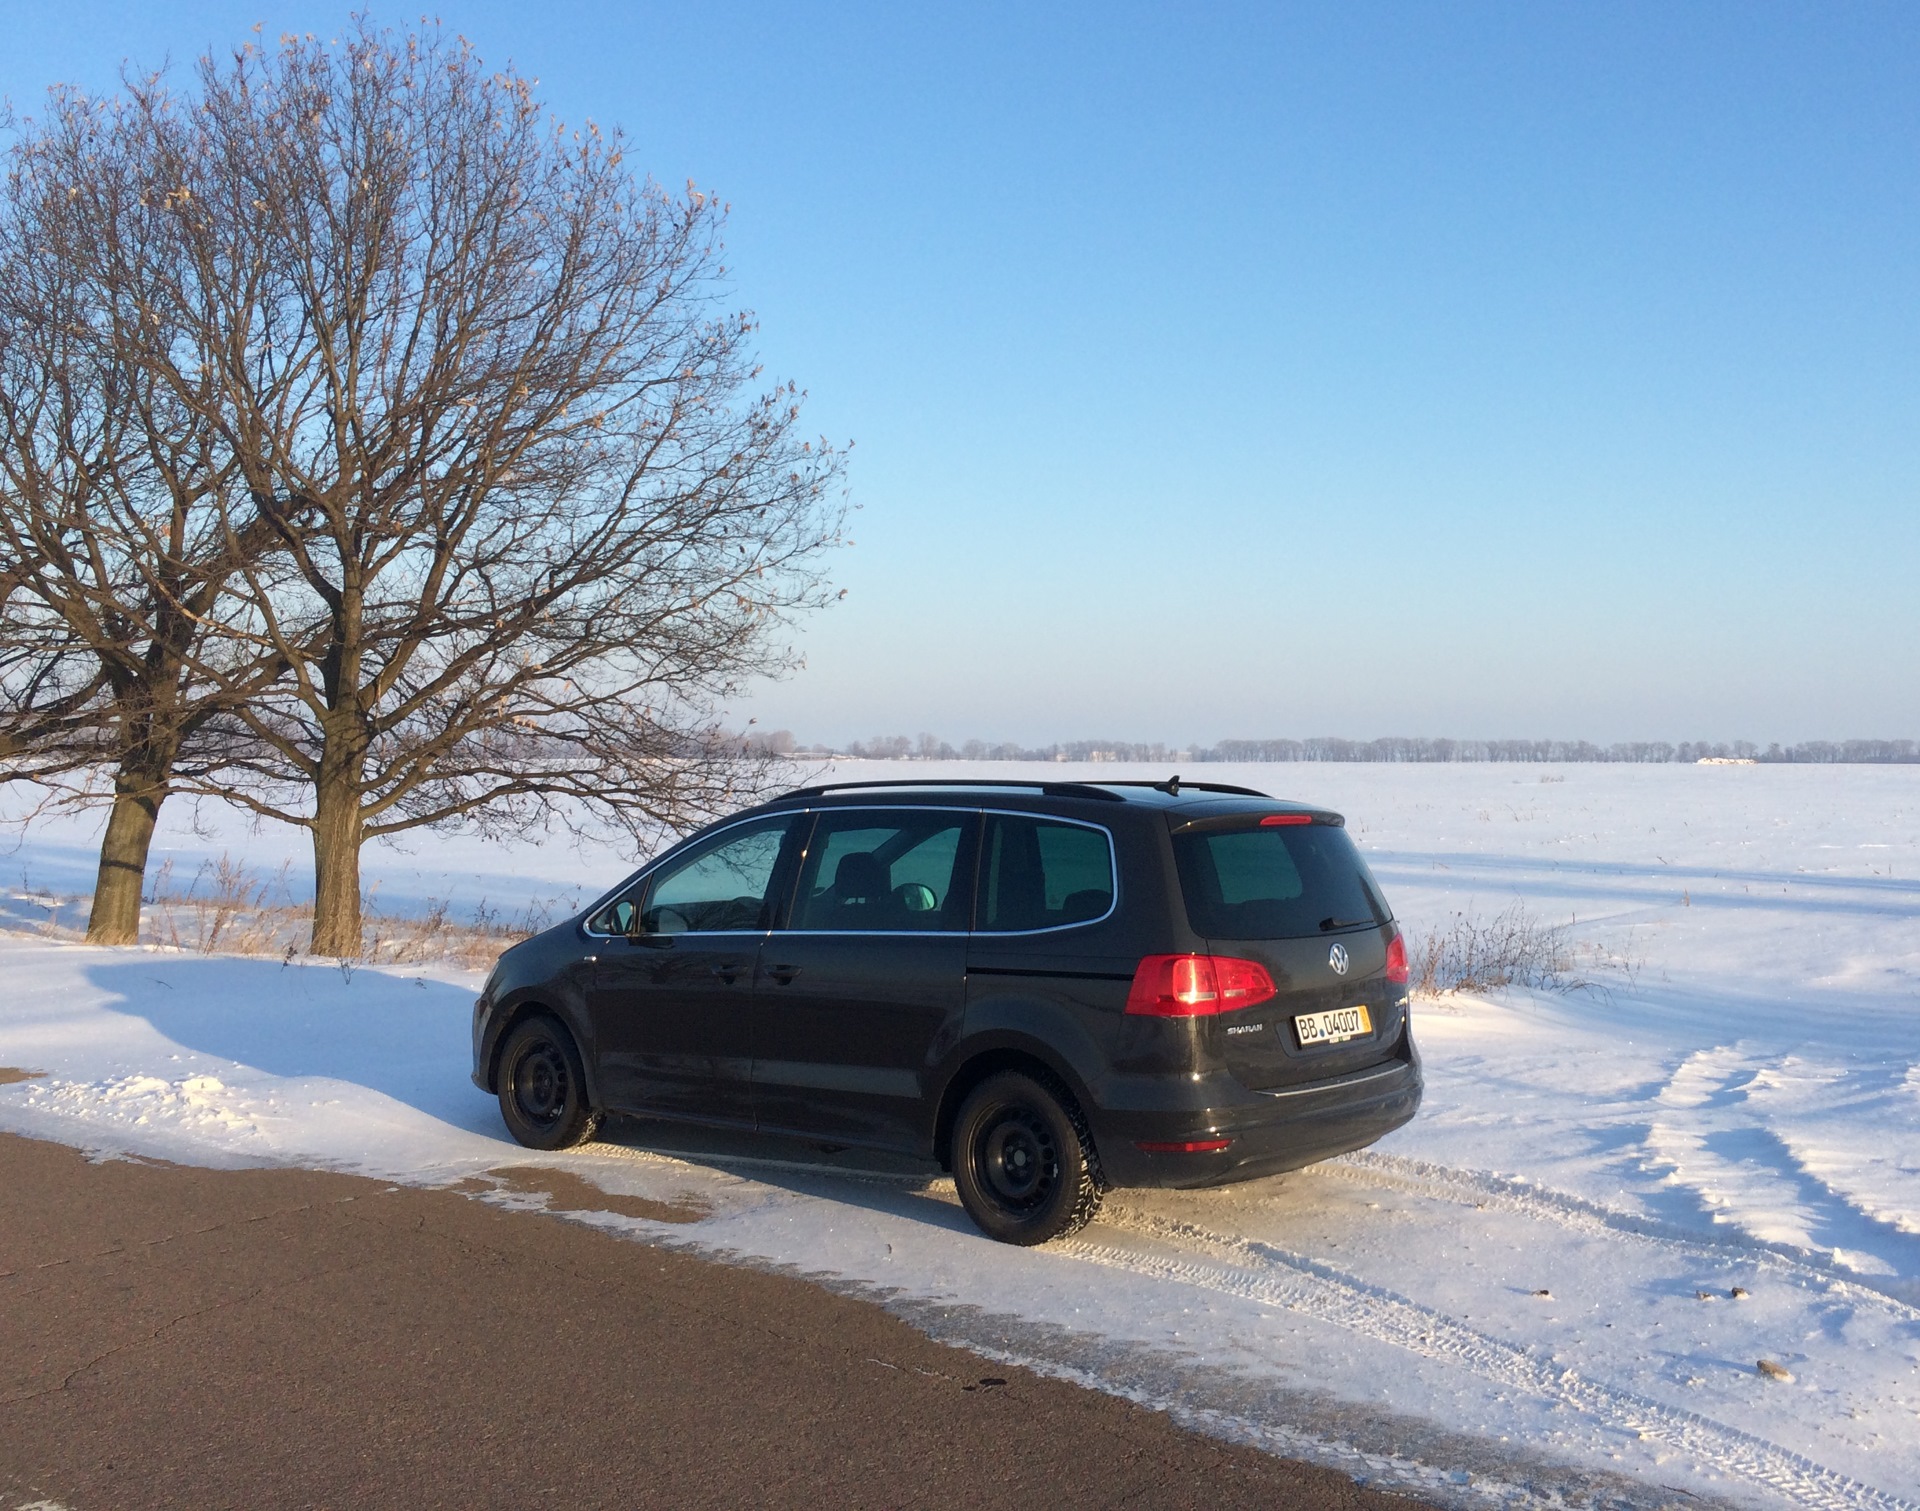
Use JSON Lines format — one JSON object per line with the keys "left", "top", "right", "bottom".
{"left": 1160, "top": 773, "right": 1181, "bottom": 795}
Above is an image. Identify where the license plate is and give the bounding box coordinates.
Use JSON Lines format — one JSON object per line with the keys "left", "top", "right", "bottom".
{"left": 1295, "top": 1004, "right": 1373, "bottom": 1046}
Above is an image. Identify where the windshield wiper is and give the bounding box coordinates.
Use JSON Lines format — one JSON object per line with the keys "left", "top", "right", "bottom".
{"left": 1319, "top": 916, "right": 1370, "bottom": 932}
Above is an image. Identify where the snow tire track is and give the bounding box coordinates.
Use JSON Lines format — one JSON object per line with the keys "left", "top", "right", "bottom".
{"left": 1067, "top": 1204, "right": 1916, "bottom": 1511}
{"left": 1327, "top": 1151, "right": 1920, "bottom": 1318}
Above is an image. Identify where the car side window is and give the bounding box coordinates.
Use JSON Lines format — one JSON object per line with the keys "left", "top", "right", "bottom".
{"left": 597, "top": 896, "right": 641, "bottom": 936}
{"left": 977, "top": 814, "right": 1115, "bottom": 932}
{"left": 628, "top": 818, "right": 792, "bottom": 935}
{"left": 786, "top": 810, "right": 974, "bottom": 932}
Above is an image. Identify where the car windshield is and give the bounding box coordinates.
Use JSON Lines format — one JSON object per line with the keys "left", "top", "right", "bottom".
{"left": 1172, "top": 822, "right": 1389, "bottom": 940}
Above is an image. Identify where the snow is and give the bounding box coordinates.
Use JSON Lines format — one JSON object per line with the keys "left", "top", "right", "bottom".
{"left": 2, "top": 761, "right": 1918, "bottom": 1509}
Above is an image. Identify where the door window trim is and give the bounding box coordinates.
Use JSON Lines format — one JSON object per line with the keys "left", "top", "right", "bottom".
{"left": 583, "top": 804, "right": 1123, "bottom": 941}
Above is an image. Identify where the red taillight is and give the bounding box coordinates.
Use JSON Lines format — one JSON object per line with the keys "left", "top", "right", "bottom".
{"left": 1216, "top": 956, "right": 1276, "bottom": 1008}
{"left": 1259, "top": 813, "right": 1312, "bottom": 826}
{"left": 1135, "top": 1139, "right": 1233, "bottom": 1153}
{"left": 1126, "top": 954, "right": 1278, "bottom": 1016}
{"left": 1385, "top": 931, "right": 1409, "bottom": 985}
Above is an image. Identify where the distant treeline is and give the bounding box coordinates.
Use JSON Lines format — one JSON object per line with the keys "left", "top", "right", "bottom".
{"left": 1194, "top": 737, "right": 1920, "bottom": 765}
{"left": 742, "top": 732, "right": 1920, "bottom": 764}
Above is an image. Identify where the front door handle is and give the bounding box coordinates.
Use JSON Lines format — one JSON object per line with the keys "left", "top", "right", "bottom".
{"left": 709, "top": 962, "right": 744, "bottom": 984}
{"left": 766, "top": 964, "right": 801, "bottom": 985}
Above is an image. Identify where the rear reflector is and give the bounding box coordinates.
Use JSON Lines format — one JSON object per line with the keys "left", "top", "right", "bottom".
{"left": 1259, "top": 813, "right": 1312, "bottom": 826}
{"left": 1126, "top": 954, "right": 1278, "bottom": 1016}
{"left": 1386, "top": 931, "right": 1409, "bottom": 985}
{"left": 1135, "top": 1139, "right": 1233, "bottom": 1153}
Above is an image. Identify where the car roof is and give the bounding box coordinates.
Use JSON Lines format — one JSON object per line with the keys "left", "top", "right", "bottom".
{"left": 754, "top": 777, "right": 1339, "bottom": 824}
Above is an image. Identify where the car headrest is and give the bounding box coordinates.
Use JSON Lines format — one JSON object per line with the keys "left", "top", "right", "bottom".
{"left": 831, "top": 850, "right": 890, "bottom": 903}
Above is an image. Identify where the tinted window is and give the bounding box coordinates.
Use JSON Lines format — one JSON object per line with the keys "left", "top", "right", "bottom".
{"left": 596, "top": 895, "right": 642, "bottom": 936}
{"left": 787, "top": 811, "right": 973, "bottom": 932}
{"left": 977, "top": 815, "right": 1115, "bottom": 932}
{"left": 1172, "top": 823, "right": 1389, "bottom": 939}
{"left": 629, "top": 818, "right": 791, "bottom": 934}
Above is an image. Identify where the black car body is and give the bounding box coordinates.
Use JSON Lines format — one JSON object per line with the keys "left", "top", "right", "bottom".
{"left": 473, "top": 778, "right": 1421, "bottom": 1242}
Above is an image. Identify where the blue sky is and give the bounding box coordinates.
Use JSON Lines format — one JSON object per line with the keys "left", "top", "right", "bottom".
{"left": 7, "top": 3, "right": 1916, "bottom": 744}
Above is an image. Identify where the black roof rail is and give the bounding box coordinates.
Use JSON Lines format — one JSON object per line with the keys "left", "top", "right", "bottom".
{"left": 778, "top": 777, "right": 1125, "bottom": 803}
{"left": 1096, "top": 778, "right": 1273, "bottom": 798}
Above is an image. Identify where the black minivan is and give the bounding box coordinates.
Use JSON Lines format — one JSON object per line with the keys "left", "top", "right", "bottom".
{"left": 472, "top": 778, "right": 1421, "bottom": 1244}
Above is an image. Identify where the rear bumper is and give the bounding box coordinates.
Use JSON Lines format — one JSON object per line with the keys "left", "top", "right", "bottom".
{"left": 1092, "top": 1043, "right": 1423, "bottom": 1189}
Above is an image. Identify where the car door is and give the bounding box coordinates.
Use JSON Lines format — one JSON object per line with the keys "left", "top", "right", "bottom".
{"left": 751, "top": 807, "right": 977, "bottom": 1150}
{"left": 585, "top": 814, "right": 798, "bottom": 1125}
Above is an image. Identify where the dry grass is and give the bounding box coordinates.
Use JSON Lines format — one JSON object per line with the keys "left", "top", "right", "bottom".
{"left": 1407, "top": 903, "right": 1573, "bottom": 994}
{"left": 146, "top": 856, "right": 292, "bottom": 955}
{"left": 1405, "top": 902, "right": 1566, "bottom": 998}
{"left": 1406, "top": 903, "right": 1643, "bottom": 999}
{"left": 361, "top": 892, "right": 557, "bottom": 971}
{"left": 132, "top": 854, "right": 546, "bottom": 971}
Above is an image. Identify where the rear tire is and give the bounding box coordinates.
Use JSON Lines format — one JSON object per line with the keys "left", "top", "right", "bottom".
{"left": 497, "top": 1016, "right": 600, "bottom": 1151}
{"left": 951, "top": 1071, "right": 1103, "bottom": 1245}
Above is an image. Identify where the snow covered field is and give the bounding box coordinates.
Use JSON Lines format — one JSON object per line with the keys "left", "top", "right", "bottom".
{"left": 2, "top": 761, "right": 1917, "bottom": 1509}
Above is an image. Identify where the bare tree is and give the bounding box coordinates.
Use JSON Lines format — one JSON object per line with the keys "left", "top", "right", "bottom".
{"left": 0, "top": 93, "right": 287, "bottom": 942}
{"left": 92, "top": 24, "right": 844, "bottom": 955}
{"left": 0, "top": 548, "right": 111, "bottom": 769}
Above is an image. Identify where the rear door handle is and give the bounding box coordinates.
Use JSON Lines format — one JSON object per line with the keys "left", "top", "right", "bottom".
{"left": 766, "top": 964, "right": 801, "bottom": 985}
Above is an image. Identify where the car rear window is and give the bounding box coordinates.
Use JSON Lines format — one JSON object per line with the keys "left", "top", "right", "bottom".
{"left": 1172, "top": 822, "right": 1390, "bottom": 940}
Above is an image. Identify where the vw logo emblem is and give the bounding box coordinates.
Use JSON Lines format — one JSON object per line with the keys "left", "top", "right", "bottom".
{"left": 1328, "top": 943, "right": 1350, "bottom": 975}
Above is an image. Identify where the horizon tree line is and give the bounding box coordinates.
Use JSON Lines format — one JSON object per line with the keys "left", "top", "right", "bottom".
{"left": 748, "top": 732, "right": 1920, "bottom": 764}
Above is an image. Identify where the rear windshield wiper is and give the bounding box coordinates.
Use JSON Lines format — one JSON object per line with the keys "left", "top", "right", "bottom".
{"left": 1319, "top": 916, "right": 1370, "bottom": 932}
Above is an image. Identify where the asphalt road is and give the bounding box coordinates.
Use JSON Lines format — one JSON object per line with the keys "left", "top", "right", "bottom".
{"left": 0, "top": 1132, "right": 1431, "bottom": 1510}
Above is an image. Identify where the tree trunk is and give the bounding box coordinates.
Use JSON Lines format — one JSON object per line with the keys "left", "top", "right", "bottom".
{"left": 309, "top": 764, "right": 365, "bottom": 958}
{"left": 86, "top": 781, "right": 166, "bottom": 945}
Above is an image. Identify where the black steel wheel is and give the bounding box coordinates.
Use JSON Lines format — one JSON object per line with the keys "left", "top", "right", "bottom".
{"left": 951, "top": 1070, "right": 1102, "bottom": 1245}
{"left": 497, "top": 1016, "right": 600, "bottom": 1151}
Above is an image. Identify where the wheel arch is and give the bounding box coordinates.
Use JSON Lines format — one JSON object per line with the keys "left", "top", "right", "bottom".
{"left": 485, "top": 996, "right": 604, "bottom": 1110}
{"left": 931, "top": 1041, "right": 1096, "bottom": 1170}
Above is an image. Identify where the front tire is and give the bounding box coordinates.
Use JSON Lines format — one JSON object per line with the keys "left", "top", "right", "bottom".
{"left": 498, "top": 1016, "right": 600, "bottom": 1151}
{"left": 951, "top": 1071, "right": 1103, "bottom": 1245}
